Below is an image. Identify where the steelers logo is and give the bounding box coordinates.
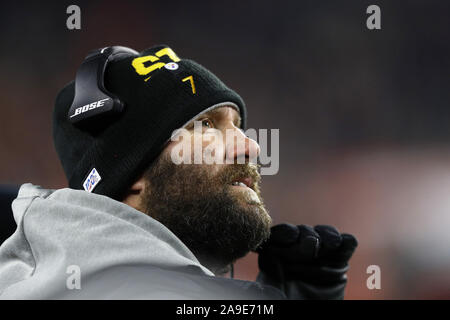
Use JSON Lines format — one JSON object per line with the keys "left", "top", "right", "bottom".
{"left": 164, "top": 62, "right": 179, "bottom": 70}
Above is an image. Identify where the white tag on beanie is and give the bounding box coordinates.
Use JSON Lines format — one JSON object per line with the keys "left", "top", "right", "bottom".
{"left": 83, "top": 168, "right": 101, "bottom": 192}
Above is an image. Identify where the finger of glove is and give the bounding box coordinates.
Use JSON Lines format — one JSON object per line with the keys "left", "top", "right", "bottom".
{"left": 336, "top": 233, "right": 358, "bottom": 260}
{"left": 258, "top": 233, "right": 320, "bottom": 264}
{"left": 269, "top": 223, "right": 300, "bottom": 246}
{"left": 258, "top": 225, "right": 319, "bottom": 263}
{"left": 319, "top": 233, "right": 358, "bottom": 267}
{"left": 341, "top": 233, "right": 358, "bottom": 250}
{"left": 297, "top": 224, "right": 320, "bottom": 239}
{"left": 254, "top": 223, "right": 300, "bottom": 254}
{"left": 313, "top": 225, "right": 342, "bottom": 251}
{"left": 296, "top": 225, "right": 321, "bottom": 261}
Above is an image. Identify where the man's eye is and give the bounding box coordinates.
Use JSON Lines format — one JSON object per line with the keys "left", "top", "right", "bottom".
{"left": 201, "top": 119, "right": 213, "bottom": 128}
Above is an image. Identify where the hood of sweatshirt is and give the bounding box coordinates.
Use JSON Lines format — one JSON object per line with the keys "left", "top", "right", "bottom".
{"left": 0, "top": 183, "right": 214, "bottom": 299}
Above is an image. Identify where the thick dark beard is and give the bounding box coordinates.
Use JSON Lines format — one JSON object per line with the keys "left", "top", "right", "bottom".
{"left": 140, "top": 154, "right": 272, "bottom": 275}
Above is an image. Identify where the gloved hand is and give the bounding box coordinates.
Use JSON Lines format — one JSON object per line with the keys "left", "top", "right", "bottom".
{"left": 255, "top": 224, "right": 358, "bottom": 300}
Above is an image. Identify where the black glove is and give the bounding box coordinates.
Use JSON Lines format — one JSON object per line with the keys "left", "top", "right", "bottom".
{"left": 255, "top": 224, "right": 358, "bottom": 300}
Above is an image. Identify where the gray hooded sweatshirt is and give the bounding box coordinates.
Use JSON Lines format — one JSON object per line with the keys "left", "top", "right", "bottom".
{"left": 0, "top": 183, "right": 283, "bottom": 300}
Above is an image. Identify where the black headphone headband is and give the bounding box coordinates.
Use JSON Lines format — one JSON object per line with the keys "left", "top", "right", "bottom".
{"left": 67, "top": 46, "right": 138, "bottom": 125}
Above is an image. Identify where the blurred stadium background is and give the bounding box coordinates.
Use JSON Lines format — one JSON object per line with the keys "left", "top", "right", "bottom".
{"left": 0, "top": 0, "right": 449, "bottom": 299}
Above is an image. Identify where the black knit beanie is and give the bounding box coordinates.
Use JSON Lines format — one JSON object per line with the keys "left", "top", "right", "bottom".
{"left": 53, "top": 45, "right": 246, "bottom": 200}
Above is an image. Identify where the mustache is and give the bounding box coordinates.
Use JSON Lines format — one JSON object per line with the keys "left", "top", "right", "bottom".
{"left": 218, "top": 163, "right": 261, "bottom": 188}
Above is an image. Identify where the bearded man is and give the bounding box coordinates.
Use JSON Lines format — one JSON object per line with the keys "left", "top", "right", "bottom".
{"left": 0, "top": 45, "right": 357, "bottom": 299}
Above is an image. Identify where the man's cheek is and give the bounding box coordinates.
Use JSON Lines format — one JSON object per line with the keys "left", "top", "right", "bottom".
{"left": 167, "top": 131, "right": 194, "bottom": 165}
{"left": 202, "top": 131, "right": 225, "bottom": 165}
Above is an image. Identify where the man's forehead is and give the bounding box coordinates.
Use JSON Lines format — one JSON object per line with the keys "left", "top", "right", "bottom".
{"left": 205, "top": 105, "right": 240, "bottom": 119}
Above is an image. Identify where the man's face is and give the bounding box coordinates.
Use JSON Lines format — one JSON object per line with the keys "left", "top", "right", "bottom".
{"left": 139, "top": 106, "right": 272, "bottom": 274}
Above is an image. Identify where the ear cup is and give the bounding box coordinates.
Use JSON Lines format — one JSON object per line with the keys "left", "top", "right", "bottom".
{"left": 68, "top": 46, "right": 138, "bottom": 126}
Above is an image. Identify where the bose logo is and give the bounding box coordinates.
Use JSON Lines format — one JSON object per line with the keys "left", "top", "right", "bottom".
{"left": 83, "top": 168, "right": 101, "bottom": 192}
{"left": 70, "top": 98, "right": 110, "bottom": 118}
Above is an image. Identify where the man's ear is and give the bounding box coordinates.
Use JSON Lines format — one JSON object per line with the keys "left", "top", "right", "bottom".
{"left": 122, "top": 175, "right": 147, "bottom": 212}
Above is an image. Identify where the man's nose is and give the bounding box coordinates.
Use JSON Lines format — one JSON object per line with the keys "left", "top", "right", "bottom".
{"left": 225, "top": 127, "right": 260, "bottom": 163}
